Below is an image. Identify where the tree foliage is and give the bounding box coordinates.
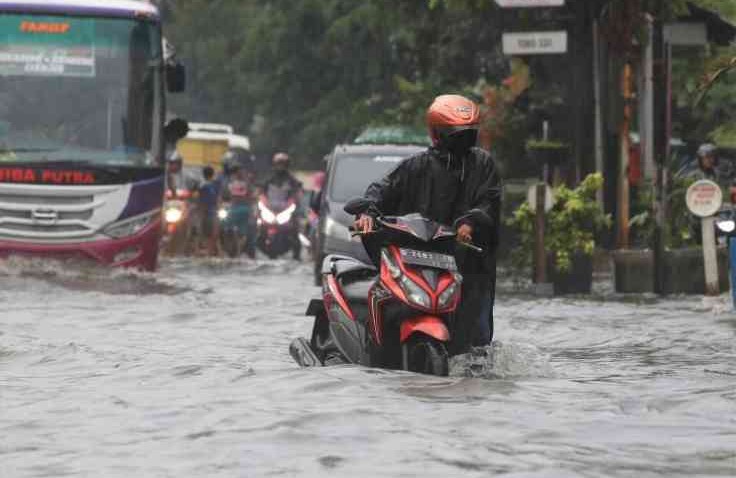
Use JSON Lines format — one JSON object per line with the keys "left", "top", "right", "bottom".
{"left": 161, "top": 0, "right": 736, "bottom": 168}
{"left": 163, "top": 0, "right": 508, "bottom": 167}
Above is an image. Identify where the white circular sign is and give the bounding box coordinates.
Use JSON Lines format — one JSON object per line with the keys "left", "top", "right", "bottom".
{"left": 686, "top": 179, "right": 723, "bottom": 218}
{"left": 527, "top": 183, "right": 554, "bottom": 213}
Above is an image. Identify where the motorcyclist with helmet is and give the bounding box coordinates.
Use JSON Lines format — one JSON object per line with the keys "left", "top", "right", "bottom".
{"left": 688, "top": 143, "right": 732, "bottom": 187}
{"left": 261, "top": 152, "right": 304, "bottom": 260}
{"left": 354, "top": 95, "right": 502, "bottom": 354}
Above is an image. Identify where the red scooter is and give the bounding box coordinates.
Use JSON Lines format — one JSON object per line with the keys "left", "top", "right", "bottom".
{"left": 291, "top": 198, "right": 484, "bottom": 376}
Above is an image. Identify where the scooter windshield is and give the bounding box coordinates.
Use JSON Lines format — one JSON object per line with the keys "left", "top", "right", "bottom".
{"left": 382, "top": 214, "right": 453, "bottom": 242}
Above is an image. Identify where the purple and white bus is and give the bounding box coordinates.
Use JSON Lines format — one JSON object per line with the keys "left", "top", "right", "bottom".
{"left": 0, "top": 0, "right": 185, "bottom": 270}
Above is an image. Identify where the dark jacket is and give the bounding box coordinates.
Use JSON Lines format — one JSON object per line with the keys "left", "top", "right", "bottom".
{"left": 261, "top": 171, "right": 302, "bottom": 206}
{"left": 364, "top": 147, "right": 502, "bottom": 273}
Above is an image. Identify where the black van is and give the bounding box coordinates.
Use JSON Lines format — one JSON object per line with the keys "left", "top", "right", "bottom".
{"left": 313, "top": 143, "right": 426, "bottom": 283}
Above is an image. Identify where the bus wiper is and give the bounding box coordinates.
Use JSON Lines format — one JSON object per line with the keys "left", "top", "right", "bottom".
{"left": 0, "top": 148, "right": 60, "bottom": 153}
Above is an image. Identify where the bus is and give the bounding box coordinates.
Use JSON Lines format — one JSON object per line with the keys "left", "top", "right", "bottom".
{"left": 0, "top": 0, "right": 186, "bottom": 271}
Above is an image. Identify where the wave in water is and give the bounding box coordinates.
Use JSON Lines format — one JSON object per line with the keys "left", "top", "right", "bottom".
{"left": 450, "top": 341, "right": 553, "bottom": 379}
{"left": 0, "top": 256, "right": 188, "bottom": 296}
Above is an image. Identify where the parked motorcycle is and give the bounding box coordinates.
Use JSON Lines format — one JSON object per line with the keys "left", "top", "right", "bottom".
{"left": 290, "top": 198, "right": 485, "bottom": 376}
{"left": 257, "top": 195, "right": 299, "bottom": 259}
{"left": 716, "top": 206, "right": 736, "bottom": 244}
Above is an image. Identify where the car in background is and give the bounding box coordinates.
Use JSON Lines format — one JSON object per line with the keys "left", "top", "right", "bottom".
{"left": 313, "top": 143, "right": 426, "bottom": 283}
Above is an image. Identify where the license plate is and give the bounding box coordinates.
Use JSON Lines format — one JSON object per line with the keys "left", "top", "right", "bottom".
{"left": 399, "top": 248, "right": 457, "bottom": 271}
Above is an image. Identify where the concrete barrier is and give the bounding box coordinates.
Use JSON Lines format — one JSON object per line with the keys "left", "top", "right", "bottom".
{"left": 613, "top": 248, "right": 729, "bottom": 294}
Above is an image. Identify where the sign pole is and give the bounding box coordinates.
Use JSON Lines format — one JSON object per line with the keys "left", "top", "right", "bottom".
{"left": 535, "top": 182, "right": 547, "bottom": 285}
{"left": 685, "top": 179, "right": 723, "bottom": 296}
{"left": 701, "top": 216, "right": 719, "bottom": 296}
{"left": 530, "top": 182, "right": 554, "bottom": 296}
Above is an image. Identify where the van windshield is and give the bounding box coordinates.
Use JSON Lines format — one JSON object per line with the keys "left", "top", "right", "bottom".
{"left": 329, "top": 154, "right": 406, "bottom": 202}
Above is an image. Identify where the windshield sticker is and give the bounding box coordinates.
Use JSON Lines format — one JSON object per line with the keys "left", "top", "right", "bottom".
{"left": 0, "top": 16, "right": 96, "bottom": 77}
{"left": 21, "top": 21, "right": 71, "bottom": 35}
{"left": 373, "top": 156, "right": 403, "bottom": 163}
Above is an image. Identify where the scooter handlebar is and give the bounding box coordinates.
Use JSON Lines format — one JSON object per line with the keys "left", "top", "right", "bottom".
{"left": 457, "top": 241, "right": 484, "bottom": 254}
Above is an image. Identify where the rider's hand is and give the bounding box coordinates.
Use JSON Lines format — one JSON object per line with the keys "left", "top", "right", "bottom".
{"left": 457, "top": 223, "right": 473, "bottom": 244}
{"left": 355, "top": 214, "right": 374, "bottom": 234}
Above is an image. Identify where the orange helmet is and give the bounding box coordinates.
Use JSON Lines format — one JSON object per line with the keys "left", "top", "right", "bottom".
{"left": 426, "top": 94, "right": 480, "bottom": 149}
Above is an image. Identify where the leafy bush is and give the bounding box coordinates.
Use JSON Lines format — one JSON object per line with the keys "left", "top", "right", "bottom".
{"left": 507, "top": 173, "right": 611, "bottom": 273}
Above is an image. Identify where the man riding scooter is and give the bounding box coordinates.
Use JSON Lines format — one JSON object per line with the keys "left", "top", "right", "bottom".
{"left": 354, "top": 94, "right": 502, "bottom": 353}
{"left": 220, "top": 162, "right": 257, "bottom": 258}
{"left": 258, "top": 152, "right": 303, "bottom": 259}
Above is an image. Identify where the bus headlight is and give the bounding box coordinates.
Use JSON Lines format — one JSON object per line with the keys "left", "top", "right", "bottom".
{"left": 105, "top": 211, "right": 158, "bottom": 239}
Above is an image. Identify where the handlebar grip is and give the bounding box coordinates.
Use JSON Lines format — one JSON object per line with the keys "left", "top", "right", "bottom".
{"left": 458, "top": 241, "right": 484, "bottom": 254}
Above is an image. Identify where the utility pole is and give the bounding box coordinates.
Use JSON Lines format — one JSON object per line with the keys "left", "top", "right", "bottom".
{"left": 617, "top": 62, "right": 634, "bottom": 249}
{"left": 653, "top": 8, "right": 667, "bottom": 295}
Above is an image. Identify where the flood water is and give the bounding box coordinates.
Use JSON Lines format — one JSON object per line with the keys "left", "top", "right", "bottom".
{"left": 1, "top": 257, "right": 735, "bottom": 477}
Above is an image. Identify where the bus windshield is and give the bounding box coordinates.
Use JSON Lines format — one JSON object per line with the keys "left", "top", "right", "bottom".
{"left": 0, "top": 13, "right": 162, "bottom": 167}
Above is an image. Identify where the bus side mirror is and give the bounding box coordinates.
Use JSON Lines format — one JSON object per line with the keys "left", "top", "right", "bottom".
{"left": 167, "top": 62, "right": 186, "bottom": 93}
{"left": 165, "top": 118, "right": 189, "bottom": 144}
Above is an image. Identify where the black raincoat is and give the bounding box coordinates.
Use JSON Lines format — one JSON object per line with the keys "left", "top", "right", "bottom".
{"left": 364, "top": 147, "right": 502, "bottom": 272}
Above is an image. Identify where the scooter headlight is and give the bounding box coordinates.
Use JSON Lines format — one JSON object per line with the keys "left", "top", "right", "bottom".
{"left": 276, "top": 203, "right": 297, "bottom": 225}
{"left": 381, "top": 249, "right": 402, "bottom": 279}
{"left": 218, "top": 208, "right": 229, "bottom": 220}
{"left": 258, "top": 201, "right": 276, "bottom": 224}
{"left": 165, "top": 207, "right": 183, "bottom": 224}
{"left": 381, "top": 249, "right": 431, "bottom": 308}
{"left": 717, "top": 220, "right": 735, "bottom": 233}
{"left": 438, "top": 281, "right": 460, "bottom": 308}
{"left": 399, "top": 275, "right": 432, "bottom": 309}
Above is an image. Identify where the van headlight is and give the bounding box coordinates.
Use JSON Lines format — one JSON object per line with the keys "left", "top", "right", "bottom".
{"left": 104, "top": 211, "right": 158, "bottom": 239}
{"left": 325, "top": 216, "right": 350, "bottom": 241}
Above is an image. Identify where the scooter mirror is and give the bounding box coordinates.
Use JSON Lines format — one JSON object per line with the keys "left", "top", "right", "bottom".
{"left": 344, "top": 197, "right": 372, "bottom": 216}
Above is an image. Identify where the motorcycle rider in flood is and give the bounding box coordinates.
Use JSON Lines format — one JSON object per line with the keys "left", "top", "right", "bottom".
{"left": 355, "top": 95, "right": 502, "bottom": 353}
{"left": 687, "top": 143, "right": 733, "bottom": 186}
{"left": 261, "top": 152, "right": 304, "bottom": 259}
{"left": 225, "top": 163, "right": 258, "bottom": 258}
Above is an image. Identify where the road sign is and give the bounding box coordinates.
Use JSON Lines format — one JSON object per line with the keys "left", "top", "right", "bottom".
{"left": 686, "top": 179, "right": 723, "bottom": 218}
{"left": 503, "top": 31, "right": 568, "bottom": 55}
{"left": 528, "top": 183, "right": 554, "bottom": 213}
{"left": 495, "top": 0, "right": 565, "bottom": 7}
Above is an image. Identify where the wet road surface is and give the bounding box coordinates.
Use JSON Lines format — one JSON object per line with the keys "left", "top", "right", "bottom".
{"left": 1, "top": 257, "right": 735, "bottom": 477}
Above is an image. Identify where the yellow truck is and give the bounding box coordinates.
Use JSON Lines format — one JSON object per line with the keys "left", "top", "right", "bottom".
{"left": 176, "top": 123, "right": 251, "bottom": 172}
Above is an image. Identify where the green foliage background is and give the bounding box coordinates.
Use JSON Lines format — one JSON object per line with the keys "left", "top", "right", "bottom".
{"left": 158, "top": 0, "right": 736, "bottom": 167}
{"left": 160, "top": 0, "right": 508, "bottom": 166}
